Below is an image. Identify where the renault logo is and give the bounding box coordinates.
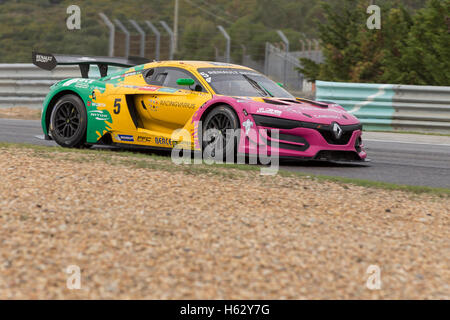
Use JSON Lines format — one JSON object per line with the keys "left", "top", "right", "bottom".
{"left": 332, "top": 122, "right": 343, "bottom": 139}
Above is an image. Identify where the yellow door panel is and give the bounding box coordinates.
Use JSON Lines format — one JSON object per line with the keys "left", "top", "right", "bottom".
{"left": 134, "top": 89, "right": 211, "bottom": 133}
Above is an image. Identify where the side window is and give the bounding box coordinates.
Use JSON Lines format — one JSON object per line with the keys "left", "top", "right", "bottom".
{"left": 154, "top": 72, "right": 168, "bottom": 85}
{"left": 145, "top": 68, "right": 167, "bottom": 86}
{"left": 143, "top": 68, "right": 155, "bottom": 83}
{"left": 163, "top": 68, "right": 192, "bottom": 89}
{"left": 146, "top": 67, "right": 205, "bottom": 92}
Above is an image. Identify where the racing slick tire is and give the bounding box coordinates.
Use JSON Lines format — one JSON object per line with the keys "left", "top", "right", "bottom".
{"left": 202, "top": 105, "right": 240, "bottom": 162}
{"left": 49, "top": 94, "right": 88, "bottom": 148}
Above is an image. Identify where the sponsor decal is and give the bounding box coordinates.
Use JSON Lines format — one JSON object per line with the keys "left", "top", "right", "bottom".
{"left": 256, "top": 107, "right": 282, "bottom": 116}
{"left": 137, "top": 136, "right": 152, "bottom": 143}
{"left": 138, "top": 86, "right": 159, "bottom": 91}
{"left": 122, "top": 70, "right": 145, "bottom": 78}
{"left": 117, "top": 134, "right": 134, "bottom": 142}
{"left": 62, "top": 78, "right": 95, "bottom": 88}
{"left": 32, "top": 52, "right": 57, "bottom": 70}
{"left": 242, "top": 119, "right": 254, "bottom": 135}
{"left": 200, "top": 72, "right": 211, "bottom": 83}
{"left": 159, "top": 100, "right": 195, "bottom": 109}
{"left": 110, "top": 70, "right": 144, "bottom": 80}
{"left": 76, "top": 82, "right": 91, "bottom": 89}
{"left": 157, "top": 87, "right": 179, "bottom": 93}
{"left": 124, "top": 71, "right": 139, "bottom": 76}
{"left": 148, "top": 99, "right": 159, "bottom": 111}
{"left": 203, "top": 69, "right": 259, "bottom": 76}
{"left": 155, "top": 137, "right": 174, "bottom": 146}
{"left": 88, "top": 109, "right": 112, "bottom": 122}
{"left": 117, "top": 84, "right": 160, "bottom": 91}
{"left": 35, "top": 54, "right": 53, "bottom": 63}
{"left": 209, "top": 62, "right": 234, "bottom": 66}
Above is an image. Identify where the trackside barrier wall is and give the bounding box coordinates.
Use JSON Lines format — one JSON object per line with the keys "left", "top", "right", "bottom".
{"left": 2, "top": 65, "right": 450, "bottom": 134}
{"left": 0, "top": 64, "right": 123, "bottom": 109}
{"left": 316, "top": 81, "right": 450, "bottom": 133}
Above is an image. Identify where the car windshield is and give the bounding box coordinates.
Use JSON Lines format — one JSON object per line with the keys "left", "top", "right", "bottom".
{"left": 198, "top": 68, "right": 295, "bottom": 98}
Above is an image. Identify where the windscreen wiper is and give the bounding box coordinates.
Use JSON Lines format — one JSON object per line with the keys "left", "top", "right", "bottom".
{"left": 242, "top": 74, "right": 271, "bottom": 97}
{"left": 260, "top": 84, "right": 274, "bottom": 97}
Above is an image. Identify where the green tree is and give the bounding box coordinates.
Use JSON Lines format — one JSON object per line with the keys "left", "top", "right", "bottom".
{"left": 299, "top": 0, "right": 448, "bottom": 86}
{"left": 375, "top": 7, "right": 414, "bottom": 84}
{"left": 0, "top": 0, "right": 432, "bottom": 65}
{"left": 393, "top": 0, "right": 450, "bottom": 85}
{"left": 299, "top": 0, "right": 367, "bottom": 82}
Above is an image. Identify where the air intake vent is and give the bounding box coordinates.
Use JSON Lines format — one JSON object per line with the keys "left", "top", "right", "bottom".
{"left": 280, "top": 99, "right": 302, "bottom": 104}
{"left": 262, "top": 98, "right": 289, "bottom": 105}
{"left": 296, "top": 98, "right": 329, "bottom": 108}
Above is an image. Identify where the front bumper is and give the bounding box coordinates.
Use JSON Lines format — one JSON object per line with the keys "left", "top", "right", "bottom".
{"left": 238, "top": 116, "right": 367, "bottom": 162}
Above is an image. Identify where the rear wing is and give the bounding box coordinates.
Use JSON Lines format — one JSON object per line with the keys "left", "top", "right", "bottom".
{"left": 32, "top": 52, "right": 150, "bottom": 78}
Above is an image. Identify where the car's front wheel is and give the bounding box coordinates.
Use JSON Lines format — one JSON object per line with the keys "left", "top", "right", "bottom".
{"left": 202, "top": 105, "right": 240, "bottom": 161}
{"left": 49, "top": 94, "right": 87, "bottom": 148}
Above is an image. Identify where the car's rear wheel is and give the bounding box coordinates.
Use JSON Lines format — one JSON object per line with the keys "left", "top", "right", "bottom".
{"left": 49, "top": 94, "right": 87, "bottom": 148}
{"left": 202, "top": 105, "right": 240, "bottom": 161}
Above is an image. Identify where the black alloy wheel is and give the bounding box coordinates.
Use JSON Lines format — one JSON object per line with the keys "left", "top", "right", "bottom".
{"left": 202, "top": 105, "right": 240, "bottom": 161}
{"left": 49, "top": 94, "right": 87, "bottom": 148}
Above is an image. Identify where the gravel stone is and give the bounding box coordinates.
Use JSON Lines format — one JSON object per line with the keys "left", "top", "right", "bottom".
{"left": 0, "top": 148, "right": 448, "bottom": 299}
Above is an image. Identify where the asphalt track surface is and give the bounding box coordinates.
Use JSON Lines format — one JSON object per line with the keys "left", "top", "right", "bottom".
{"left": 0, "top": 118, "right": 449, "bottom": 188}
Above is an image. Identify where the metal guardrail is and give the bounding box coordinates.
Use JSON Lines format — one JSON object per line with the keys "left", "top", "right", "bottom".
{"left": 316, "top": 81, "right": 450, "bottom": 133}
{"left": 2, "top": 66, "right": 449, "bottom": 133}
{"left": 0, "top": 64, "right": 123, "bottom": 109}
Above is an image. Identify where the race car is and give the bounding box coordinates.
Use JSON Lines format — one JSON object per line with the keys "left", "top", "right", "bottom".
{"left": 32, "top": 52, "right": 367, "bottom": 162}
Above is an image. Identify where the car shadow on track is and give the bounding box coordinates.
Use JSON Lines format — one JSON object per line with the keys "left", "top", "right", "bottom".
{"left": 279, "top": 160, "right": 371, "bottom": 168}
{"left": 93, "top": 145, "right": 371, "bottom": 169}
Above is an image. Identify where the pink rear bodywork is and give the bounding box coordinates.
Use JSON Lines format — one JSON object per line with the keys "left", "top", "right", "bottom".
{"left": 192, "top": 96, "right": 367, "bottom": 161}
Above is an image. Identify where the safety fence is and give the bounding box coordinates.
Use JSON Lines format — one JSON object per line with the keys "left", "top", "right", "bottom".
{"left": 316, "top": 81, "right": 450, "bottom": 133}
{"left": 264, "top": 43, "right": 304, "bottom": 92}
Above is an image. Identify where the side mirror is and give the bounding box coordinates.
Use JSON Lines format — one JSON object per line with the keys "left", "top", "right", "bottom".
{"left": 176, "top": 78, "right": 195, "bottom": 86}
